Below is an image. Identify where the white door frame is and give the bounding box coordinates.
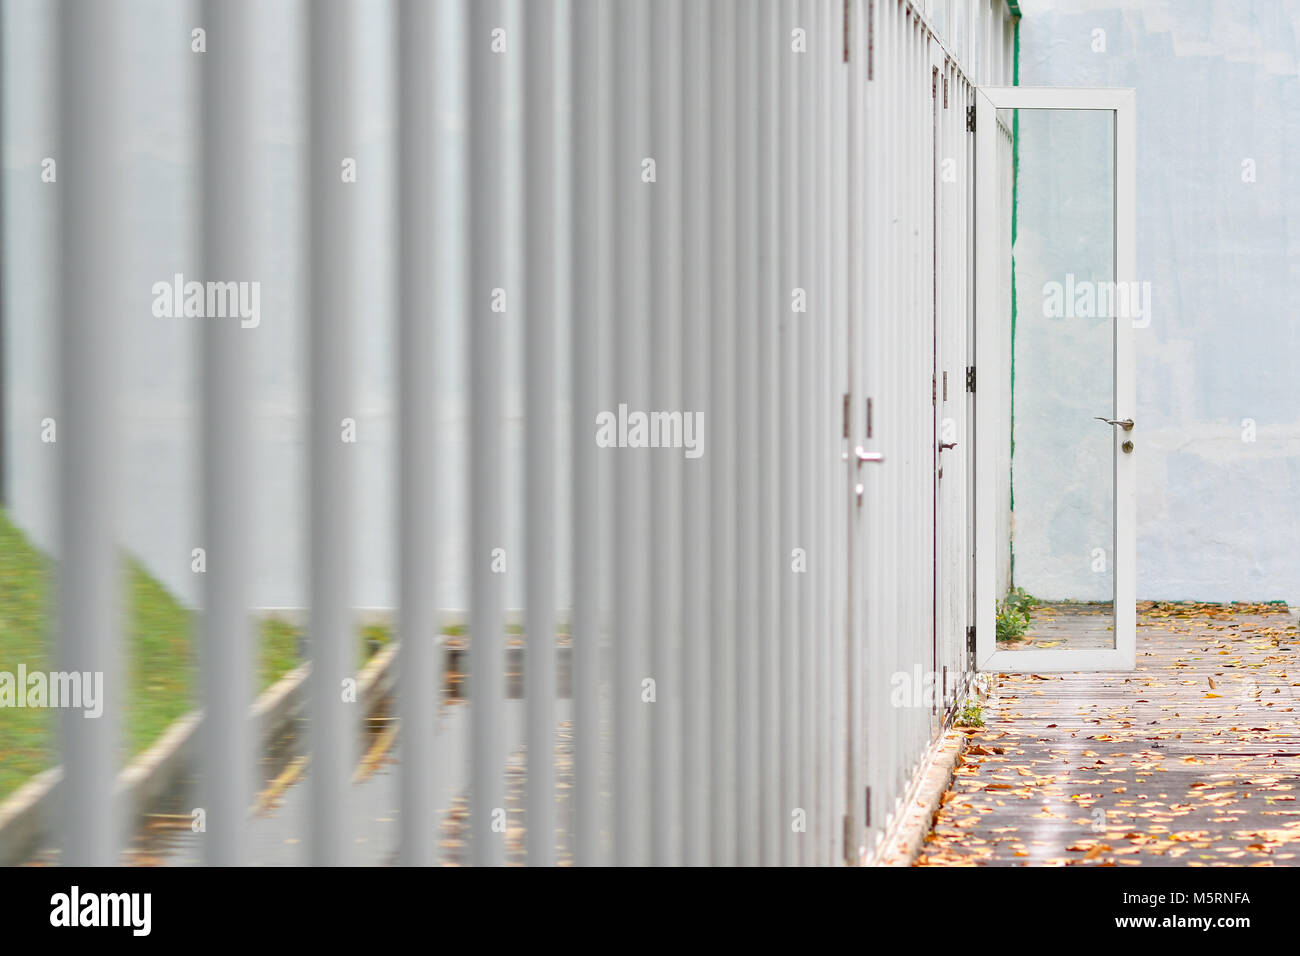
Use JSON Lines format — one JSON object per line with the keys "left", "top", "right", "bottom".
{"left": 973, "top": 86, "right": 1137, "bottom": 672}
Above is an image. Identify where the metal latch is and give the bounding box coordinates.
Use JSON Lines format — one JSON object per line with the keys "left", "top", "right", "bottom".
{"left": 853, "top": 446, "right": 884, "bottom": 507}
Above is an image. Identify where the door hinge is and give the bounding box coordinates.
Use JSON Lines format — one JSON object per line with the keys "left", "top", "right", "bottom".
{"left": 965, "top": 365, "right": 976, "bottom": 392}
{"left": 842, "top": 815, "right": 851, "bottom": 862}
{"left": 866, "top": 0, "right": 874, "bottom": 81}
{"left": 843, "top": 0, "right": 850, "bottom": 64}
{"left": 931, "top": 373, "right": 936, "bottom": 405}
{"left": 842, "top": 393, "right": 850, "bottom": 439}
{"left": 966, "top": 105, "right": 976, "bottom": 133}
{"left": 864, "top": 786, "right": 872, "bottom": 829}
{"left": 966, "top": 624, "right": 976, "bottom": 653}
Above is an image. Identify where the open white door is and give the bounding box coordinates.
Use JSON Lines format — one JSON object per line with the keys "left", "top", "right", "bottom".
{"left": 973, "top": 87, "right": 1136, "bottom": 672}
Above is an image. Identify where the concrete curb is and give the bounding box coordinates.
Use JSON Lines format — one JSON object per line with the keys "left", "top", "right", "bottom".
{"left": 0, "top": 767, "right": 61, "bottom": 868}
{"left": 0, "top": 640, "right": 398, "bottom": 866}
{"left": 869, "top": 726, "right": 968, "bottom": 866}
{"left": 357, "top": 641, "right": 399, "bottom": 709}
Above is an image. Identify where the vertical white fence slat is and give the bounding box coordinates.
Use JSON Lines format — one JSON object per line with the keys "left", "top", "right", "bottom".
{"left": 307, "top": 0, "right": 358, "bottom": 867}
{"left": 734, "top": 0, "right": 760, "bottom": 868}
{"left": 822, "top": 0, "right": 839, "bottom": 867}
{"left": 678, "top": 0, "right": 710, "bottom": 867}
{"left": 795, "top": 0, "right": 812, "bottom": 868}
{"left": 396, "top": 0, "right": 441, "bottom": 869}
{"left": 777, "top": 0, "right": 798, "bottom": 867}
{"left": 830, "top": 0, "right": 850, "bottom": 867}
{"left": 569, "top": 0, "right": 602, "bottom": 867}
{"left": 648, "top": 0, "right": 683, "bottom": 869}
{"left": 56, "top": 0, "right": 124, "bottom": 868}
{"left": 707, "top": 0, "right": 738, "bottom": 868}
{"left": 809, "top": 0, "right": 824, "bottom": 866}
{"left": 467, "top": 0, "right": 506, "bottom": 868}
{"left": 733, "top": 0, "right": 759, "bottom": 868}
{"left": 757, "top": 0, "right": 782, "bottom": 867}
{"left": 611, "top": 0, "right": 649, "bottom": 866}
{"left": 846, "top": 0, "right": 865, "bottom": 864}
{"left": 200, "top": 0, "right": 256, "bottom": 867}
{"left": 523, "top": 0, "right": 558, "bottom": 870}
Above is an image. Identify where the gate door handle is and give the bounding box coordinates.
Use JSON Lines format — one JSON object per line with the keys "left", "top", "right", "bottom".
{"left": 852, "top": 447, "right": 884, "bottom": 508}
{"left": 1094, "top": 416, "right": 1134, "bottom": 431}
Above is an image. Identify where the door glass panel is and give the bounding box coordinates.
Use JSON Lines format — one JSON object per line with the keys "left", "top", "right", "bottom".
{"left": 996, "top": 107, "right": 1115, "bottom": 653}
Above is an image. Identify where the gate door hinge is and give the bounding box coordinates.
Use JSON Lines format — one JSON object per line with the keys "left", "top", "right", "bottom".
{"left": 843, "top": 0, "right": 850, "bottom": 64}
{"left": 966, "top": 624, "right": 976, "bottom": 653}
{"left": 966, "top": 105, "right": 976, "bottom": 132}
{"left": 965, "top": 365, "right": 976, "bottom": 393}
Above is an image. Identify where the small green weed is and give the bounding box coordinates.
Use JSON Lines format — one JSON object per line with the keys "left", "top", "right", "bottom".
{"left": 996, "top": 587, "right": 1037, "bottom": 643}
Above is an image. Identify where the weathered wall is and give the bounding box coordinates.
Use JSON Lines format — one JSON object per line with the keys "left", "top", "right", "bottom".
{"left": 7, "top": 0, "right": 1295, "bottom": 608}
{"left": 1016, "top": 0, "right": 1300, "bottom": 602}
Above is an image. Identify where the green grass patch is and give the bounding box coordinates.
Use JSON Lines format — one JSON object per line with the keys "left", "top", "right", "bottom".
{"left": 0, "top": 510, "right": 314, "bottom": 802}
{"left": 122, "top": 554, "right": 196, "bottom": 757}
{"left": 0, "top": 508, "right": 421, "bottom": 803}
{"left": 0, "top": 510, "right": 54, "bottom": 801}
{"left": 258, "top": 616, "right": 301, "bottom": 691}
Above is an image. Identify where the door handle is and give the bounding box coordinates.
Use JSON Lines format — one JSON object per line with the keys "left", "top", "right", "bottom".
{"left": 1094, "top": 416, "right": 1134, "bottom": 431}
{"left": 852, "top": 447, "right": 883, "bottom": 508}
{"left": 939, "top": 441, "right": 957, "bottom": 451}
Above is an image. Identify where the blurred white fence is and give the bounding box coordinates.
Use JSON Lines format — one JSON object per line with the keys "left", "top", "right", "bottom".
{"left": 47, "top": 0, "right": 1016, "bottom": 866}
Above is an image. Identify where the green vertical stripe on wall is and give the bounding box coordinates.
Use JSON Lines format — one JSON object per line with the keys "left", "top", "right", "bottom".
{"left": 1009, "top": 15, "right": 1020, "bottom": 588}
